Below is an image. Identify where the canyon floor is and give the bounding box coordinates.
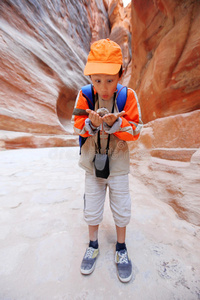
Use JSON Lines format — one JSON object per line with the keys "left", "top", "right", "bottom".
{"left": 0, "top": 147, "right": 199, "bottom": 300}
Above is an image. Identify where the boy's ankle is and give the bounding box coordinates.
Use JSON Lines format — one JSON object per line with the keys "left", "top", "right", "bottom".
{"left": 116, "top": 242, "right": 126, "bottom": 252}
{"left": 89, "top": 239, "right": 99, "bottom": 249}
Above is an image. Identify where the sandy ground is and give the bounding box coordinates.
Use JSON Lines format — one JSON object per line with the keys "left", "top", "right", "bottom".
{"left": 0, "top": 147, "right": 199, "bottom": 300}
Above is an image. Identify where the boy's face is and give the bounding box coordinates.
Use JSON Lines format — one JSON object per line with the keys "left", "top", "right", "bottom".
{"left": 90, "top": 73, "right": 121, "bottom": 101}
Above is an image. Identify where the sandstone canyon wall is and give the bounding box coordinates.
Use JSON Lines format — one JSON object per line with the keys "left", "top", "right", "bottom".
{"left": 1, "top": 0, "right": 104, "bottom": 135}
{"left": 0, "top": 0, "right": 131, "bottom": 148}
{"left": 129, "top": 0, "right": 200, "bottom": 162}
{"left": 129, "top": 0, "right": 200, "bottom": 225}
{"left": 130, "top": 0, "right": 200, "bottom": 123}
{"left": 105, "top": 0, "right": 132, "bottom": 70}
{"left": 0, "top": 1, "right": 199, "bottom": 224}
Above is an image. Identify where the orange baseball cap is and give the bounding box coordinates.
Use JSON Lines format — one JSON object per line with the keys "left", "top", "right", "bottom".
{"left": 84, "top": 38, "right": 123, "bottom": 75}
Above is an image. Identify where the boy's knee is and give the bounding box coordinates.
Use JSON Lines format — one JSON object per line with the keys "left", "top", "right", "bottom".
{"left": 114, "top": 214, "right": 131, "bottom": 227}
{"left": 84, "top": 210, "right": 103, "bottom": 226}
{"left": 111, "top": 199, "right": 131, "bottom": 227}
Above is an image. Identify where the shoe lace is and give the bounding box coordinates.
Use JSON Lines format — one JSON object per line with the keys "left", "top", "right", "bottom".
{"left": 85, "top": 247, "right": 94, "bottom": 259}
{"left": 118, "top": 250, "right": 129, "bottom": 264}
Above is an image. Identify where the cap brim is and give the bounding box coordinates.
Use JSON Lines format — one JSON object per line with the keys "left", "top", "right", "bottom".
{"left": 84, "top": 62, "right": 121, "bottom": 76}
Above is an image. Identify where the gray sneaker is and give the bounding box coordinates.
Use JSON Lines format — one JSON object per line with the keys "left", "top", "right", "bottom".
{"left": 80, "top": 247, "right": 99, "bottom": 275}
{"left": 115, "top": 249, "right": 132, "bottom": 282}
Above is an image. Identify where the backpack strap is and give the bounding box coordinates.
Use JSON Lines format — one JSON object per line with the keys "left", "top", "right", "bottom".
{"left": 78, "top": 84, "right": 94, "bottom": 152}
{"left": 116, "top": 83, "right": 127, "bottom": 112}
{"left": 81, "top": 84, "right": 94, "bottom": 110}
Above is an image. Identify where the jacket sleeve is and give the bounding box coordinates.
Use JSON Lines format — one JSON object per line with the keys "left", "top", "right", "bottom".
{"left": 114, "top": 88, "right": 143, "bottom": 141}
{"left": 73, "top": 90, "right": 97, "bottom": 137}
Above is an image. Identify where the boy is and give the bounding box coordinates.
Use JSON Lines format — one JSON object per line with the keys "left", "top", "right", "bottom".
{"left": 73, "top": 39, "right": 142, "bottom": 283}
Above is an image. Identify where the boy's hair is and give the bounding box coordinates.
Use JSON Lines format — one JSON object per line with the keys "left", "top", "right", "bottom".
{"left": 119, "top": 66, "right": 123, "bottom": 78}
{"left": 84, "top": 39, "right": 123, "bottom": 76}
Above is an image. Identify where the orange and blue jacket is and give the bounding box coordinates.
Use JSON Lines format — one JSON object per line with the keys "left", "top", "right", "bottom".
{"left": 73, "top": 85, "right": 143, "bottom": 175}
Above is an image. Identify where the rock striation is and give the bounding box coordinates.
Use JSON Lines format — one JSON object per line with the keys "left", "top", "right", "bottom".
{"left": 130, "top": 0, "right": 200, "bottom": 123}
{"left": 129, "top": 109, "right": 200, "bottom": 225}
{"left": 0, "top": 0, "right": 110, "bottom": 138}
{"left": 105, "top": 0, "right": 132, "bottom": 70}
{"left": 128, "top": 1, "right": 200, "bottom": 224}
{"left": 0, "top": 0, "right": 131, "bottom": 148}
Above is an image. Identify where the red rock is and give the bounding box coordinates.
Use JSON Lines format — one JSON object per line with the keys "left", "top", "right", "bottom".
{"left": 0, "top": 131, "right": 78, "bottom": 150}
{"left": 105, "top": 0, "right": 132, "bottom": 70}
{"left": 0, "top": 0, "right": 131, "bottom": 147}
{"left": 191, "top": 148, "right": 200, "bottom": 165}
{"left": 0, "top": 0, "right": 110, "bottom": 136}
{"left": 129, "top": 110, "right": 200, "bottom": 161}
{"left": 150, "top": 149, "right": 197, "bottom": 162}
{"left": 129, "top": 0, "right": 200, "bottom": 123}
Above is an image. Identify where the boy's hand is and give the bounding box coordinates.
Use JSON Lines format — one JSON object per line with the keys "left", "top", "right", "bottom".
{"left": 86, "top": 109, "right": 103, "bottom": 127}
{"left": 102, "top": 111, "right": 125, "bottom": 127}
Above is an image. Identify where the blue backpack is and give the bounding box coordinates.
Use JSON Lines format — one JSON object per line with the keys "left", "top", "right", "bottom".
{"left": 79, "top": 83, "right": 127, "bottom": 151}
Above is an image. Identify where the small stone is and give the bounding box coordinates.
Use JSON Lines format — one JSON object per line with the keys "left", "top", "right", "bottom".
{"left": 96, "top": 107, "right": 110, "bottom": 117}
